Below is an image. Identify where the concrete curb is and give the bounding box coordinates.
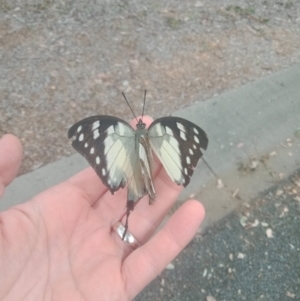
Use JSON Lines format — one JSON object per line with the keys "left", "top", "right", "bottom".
{"left": 174, "top": 65, "right": 300, "bottom": 229}
{"left": 1, "top": 66, "right": 300, "bottom": 231}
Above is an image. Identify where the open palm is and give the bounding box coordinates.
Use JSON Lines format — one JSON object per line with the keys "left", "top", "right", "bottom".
{"left": 0, "top": 117, "right": 205, "bottom": 301}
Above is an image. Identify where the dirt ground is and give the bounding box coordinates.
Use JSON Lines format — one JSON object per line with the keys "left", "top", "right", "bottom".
{"left": 1, "top": 0, "right": 300, "bottom": 175}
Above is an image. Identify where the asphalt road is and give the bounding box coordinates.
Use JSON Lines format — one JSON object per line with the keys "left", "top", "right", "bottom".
{"left": 136, "top": 170, "right": 300, "bottom": 301}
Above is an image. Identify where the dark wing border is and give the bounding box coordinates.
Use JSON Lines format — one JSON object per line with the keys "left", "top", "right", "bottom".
{"left": 68, "top": 115, "right": 134, "bottom": 139}
{"left": 68, "top": 115, "right": 135, "bottom": 193}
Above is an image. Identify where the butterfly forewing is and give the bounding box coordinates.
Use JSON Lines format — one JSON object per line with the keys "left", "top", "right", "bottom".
{"left": 148, "top": 116, "right": 208, "bottom": 187}
{"left": 68, "top": 115, "right": 136, "bottom": 194}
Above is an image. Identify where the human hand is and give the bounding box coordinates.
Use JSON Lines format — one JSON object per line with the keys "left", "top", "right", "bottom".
{"left": 0, "top": 117, "right": 205, "bottom": 301}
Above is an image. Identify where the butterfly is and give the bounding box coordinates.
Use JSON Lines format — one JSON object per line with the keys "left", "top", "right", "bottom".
{"left": 68, "top": 93, "right": 208, "bottom": 239}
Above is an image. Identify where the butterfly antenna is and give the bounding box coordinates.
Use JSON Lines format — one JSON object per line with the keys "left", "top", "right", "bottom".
{"left": 141, "top": 89, "right": 147, "bottom": 120}
{"left": 122, "top": 92, "right": 138, "bottom": 122}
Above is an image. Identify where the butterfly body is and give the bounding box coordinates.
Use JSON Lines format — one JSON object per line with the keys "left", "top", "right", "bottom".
{"left": 68, "top": 115, "right": 208, "bottom": 237}
{"left": 134, "top": 119, "right": 156, "bottom": 203}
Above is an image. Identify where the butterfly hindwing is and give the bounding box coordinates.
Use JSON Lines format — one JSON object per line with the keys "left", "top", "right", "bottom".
{"left": 68, "top": 115, "right": 136, "bottom": 194}
{"left": 148, "top": 116, "right": 208, "bottom": 187}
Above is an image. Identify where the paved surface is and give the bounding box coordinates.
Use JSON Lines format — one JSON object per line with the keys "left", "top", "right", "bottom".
{"left": 136, "top": 170, "right": 300, "bottom": 301}
{"left": 1, "top": 0, "right": 300, "bottom": 175}
{"left": 1, "top": 65, "right": 300, "bottom": 300}
{"left": 174, "top": 65, "right": 300, "bottom": 230}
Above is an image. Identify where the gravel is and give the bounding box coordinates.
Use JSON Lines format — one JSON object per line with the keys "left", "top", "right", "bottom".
{"left": 1, "top": 0, "right": 300, "bottom": 174}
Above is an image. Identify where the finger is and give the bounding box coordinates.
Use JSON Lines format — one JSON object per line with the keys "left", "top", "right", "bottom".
{"left": 0, "top": 134, "right": 23, "bottom": 198}
{"left": 130, "top": 115, "right": 153, "bottom": 129}
{"left": 122, "top": 115, "right": 182, "bottom": 242}
{"left": 103, "top": 115, "right": 181, "bottom": 245}
{"left": 123, "top": 200, "right": 205, "bottom": 299}
{"left": 119, "top": 165, "right": 182, "bottom": 243}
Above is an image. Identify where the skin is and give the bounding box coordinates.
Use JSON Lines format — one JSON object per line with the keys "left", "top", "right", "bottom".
{"left": 0, "top": 116, "right": 205, "bottom": 301}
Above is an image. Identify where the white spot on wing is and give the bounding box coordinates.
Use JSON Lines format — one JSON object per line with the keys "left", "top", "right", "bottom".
{"left": 84, "top": 142, "right": 88, "bottom": 148}
{"left": 93, "top": 129, "right": 100, "bottom": 139}
{"left": 193, "top": 127, "right": 199, "bottom": 134}
{"left": 193, "top": 144, "right": 197, "bottom": 149}
{"left": 180, "top": 131, "right": 187, "bottom": 141}
{"left": 184, "top": 167, "right": 188, "bottom": 175}
{"left": 102, "top": 168, "right": 106, "bottom": 175}
{"left": 90, "top": 147, "right": 95, "bottom": 154}
{"left": 96, "top": 156, "right": 100, "bottom": 165}
{"left": 194, "top": 135, "right": 200, "bottom": 144}
{"left": 186, "top": 156, "right": 191, "bottom": 164}
{"left": 154, "top": 124, "right": 163, "bottom": 136}
{"left": 104, "top": 136, "right": 114, "bottom": 154}
{"left": 106, "top": 125, "right": 114, "bottom": 135}
{"left": 79, "top": 133, "right": 84, "bottom": 141}
{"left": 189, "top": 148, "right": 194, "bottom": 155}
{"left": 165, "top": 126, "right": 174, "bottom": 136}
{"left": 92, "top": 121, "right": 100, "bottom": 130}
{"left": 117, "top": 122, "right": 126, "bottom": 135}
{"left": 115, "top": 122, "right": 134, "bottom": 136}
{"left": 176, "top": 122, "right": 186, "bottom": 132}
{"left": 77, "top": 125, "right": 82, "bottom": 132}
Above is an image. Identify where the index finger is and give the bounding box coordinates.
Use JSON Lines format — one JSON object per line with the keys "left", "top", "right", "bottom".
{"left": 123, "top": 200, "right": 205, "bottom": 300}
